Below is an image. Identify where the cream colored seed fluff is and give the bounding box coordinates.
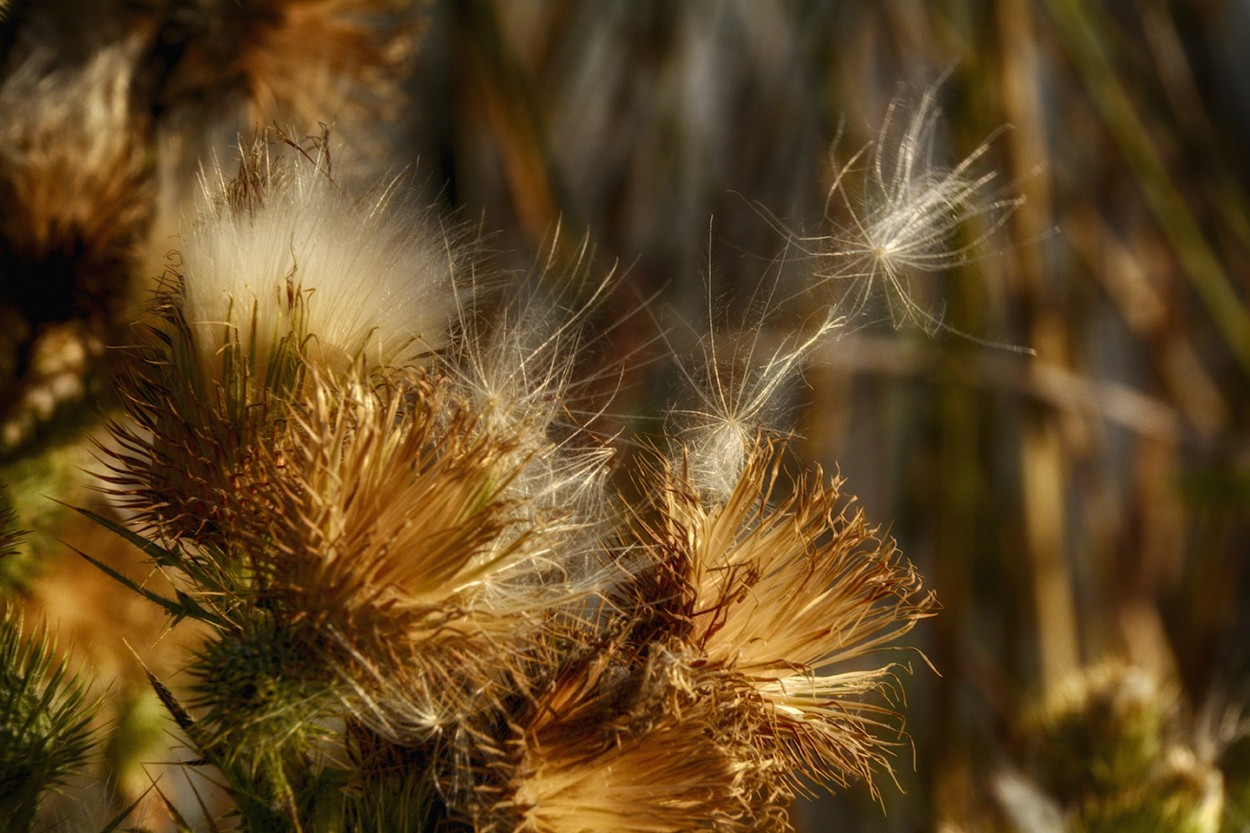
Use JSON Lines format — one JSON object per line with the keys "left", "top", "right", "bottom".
{"left": 181, "top": 150, "right": 456, "bottom": 376}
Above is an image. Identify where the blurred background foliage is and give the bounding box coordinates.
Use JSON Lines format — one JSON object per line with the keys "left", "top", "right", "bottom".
{"left": 402, "top": 1, "right": 1250, "bottom": 830}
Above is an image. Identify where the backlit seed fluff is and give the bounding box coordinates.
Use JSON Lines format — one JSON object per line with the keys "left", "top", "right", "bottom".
{"left": 180, "top": 138, "right": 458, "bottom": 382}
{"left": 672, "top": 313, "right": 842, "bottom": 501}
{"left": 803, "top": 84, "right": 1021, "bottom": 331}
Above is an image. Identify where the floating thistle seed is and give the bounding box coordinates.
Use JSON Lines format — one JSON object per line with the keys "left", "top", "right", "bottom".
{"left": 635, "top": 438, "right": 935, "bottom": 796}
{"left": 448, "top": 270, "right": 615, "bottom": 517}
{"left": 670, "top": 309, "right": 843, "bottom": 502}
{"left": 794, "top": 84, "right": 1021, "bottom": 332}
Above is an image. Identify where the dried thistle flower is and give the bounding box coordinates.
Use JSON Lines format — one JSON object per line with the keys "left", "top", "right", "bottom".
{"left": 0, "top": 1, "right": 424, "bottom": 454}
{"left": 144, "top": 0, "right": 424, "bottom": 272}
{"left": 468, "top": 645, "right": 788, "bottom": 833}
{"left": 988, "top": 662, "right": 1226, "bottom": 833}
{"left": 634, "top": 437, "right": 935, "bottom": 797}
{"left": 104, "top": 134, "right": 460, "bottom": 544}
{"left": 183, "top": 134, "right": 458, "bottom": 381}
{"left": 150, "top": 0, "right": 418, "bottom": 147}
{"left": 0, "top": 30, "right": 150, "bottom": 451}
{"left": 252, "top": 369, "right": 538, "bottom": 651}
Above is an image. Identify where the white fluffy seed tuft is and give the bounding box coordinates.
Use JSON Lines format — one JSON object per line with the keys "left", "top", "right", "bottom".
{"left": 180, "top": 144, "right": 458, "bottom": 376}
{"left": 673, "top": 310, "right": 843, "bottom": 502}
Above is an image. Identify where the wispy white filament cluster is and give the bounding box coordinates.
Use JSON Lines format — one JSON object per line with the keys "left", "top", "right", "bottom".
{"left": 807, "top": 84, "right": 1022, "bottom": 331}
{"left": 674, "top": 311, "right": 842, "bottom": 501}
{"left": 671, "top": 84, "right": 1020, "bottom": 500}
{"left": 444, "top": 254, "right": 622, "bottom": 609}
{"left": 180, "top": 147, "right": 458, "bottom": 376}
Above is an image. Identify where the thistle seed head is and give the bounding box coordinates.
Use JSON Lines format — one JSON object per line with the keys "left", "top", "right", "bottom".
{"left": 991, "top": 663, "right": 1226, "bottom": 833}
{"left": 469, "top": 647, "right": 789, "bottom": 833}
{"left": 181, "top": 135, "right": 458, "bottom": 385}
{"left": 0, "top": 32, "right": 150, "bottom": 452}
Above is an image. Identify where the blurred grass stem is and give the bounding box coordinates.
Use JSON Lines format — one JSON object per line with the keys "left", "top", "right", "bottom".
{"left": 1045, "top": 0, "right": 1250, "bottom": 377}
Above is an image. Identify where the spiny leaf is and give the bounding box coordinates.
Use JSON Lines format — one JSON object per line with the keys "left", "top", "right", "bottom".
{"left": 0, "top": 608, "right": 103, "bottom": 832}
{"left": 64, "top": 542, "right": 192, "bottom": 621}
{"left": 96, "top": 782, "right": 155, "bottom": 833}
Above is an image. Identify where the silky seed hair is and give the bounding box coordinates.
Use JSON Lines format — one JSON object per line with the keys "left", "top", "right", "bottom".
{"left": 182, "top": 134, "right": 458, "bottom": 384}
{"left": 670, "top": 308, "right": 842, "bottom": 502}
{"left": 790, "top": 82, "right": 1022, "bottom": 333}
{"left": 664, "top": 223, "right": 846, "bottom": 503}
{"left": 443, "top": 245, "right": 624, "bottom": 611}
